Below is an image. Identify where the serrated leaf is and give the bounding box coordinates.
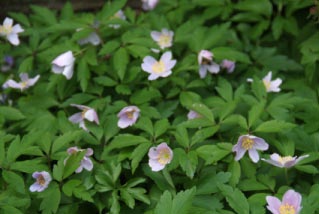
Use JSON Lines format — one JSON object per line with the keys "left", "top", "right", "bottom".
{"left": 10, "top": 159, "right": 47, "bottom": 173}
{"left": 248, "top": 101, "right": 265, "bottom": 127}
{"left": 99, "top": 41, "right": 121, "bottom": 55}
{"left": 63, "top": 151, "right": 86, "bottom": 179}
{"left": 2, "top": 171, "right": 25, "bottom": 194}
{"left": 130, "top": 142, "right": 151, "bottom": 173}
{"left": 154, "top": 119, "right": 170, "bottom": 138}
{"left": 120, "top": 189, "right": 135, "bottom": 209}
{"left": 191, "top": 125, "right": 219, "bottom": 146}
{"left": 255, "top": 120, "right": 296, "bottom": 133}
{"left": 215, "top": 78, "right": 233, "bottom": 102}
{"left": 108, "top": 134, "right": 149, "bottom": 150}
{"left": 113, "top": 47, "right": 129, "bottom": 81}
{"left": 0, "top": 106, "right": 25, "bottom": 121}
{"left": 196, "top": 143, "right": 232, "bottom": 164}
{"left": 212, "top": 47, "right": 251, "bottom": 64}
{"left": 39, "top": 183, "right": 61, "bottom": 214}
{"left": 172, "top": 188, "right": 196, "bottom": 214}
{"left": 77, "top": 59, "right": 90, "bottom": 92}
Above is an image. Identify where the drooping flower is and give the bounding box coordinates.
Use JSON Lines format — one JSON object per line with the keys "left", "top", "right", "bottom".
{"left": 141, "top": 51, "right": 176, "bottom": 80}
{"left": 117, "top": 105, "right": 140, "bottom": 128}
{"left": 68, "top": 104, "right": 99, "bottom": 131}
{"left": 232, "top": 134, "right": 269, "bottom": 163}
{"left": 266, "top": 189, "right": 302, "bottom": 214}
{"left": 51, "top": 51, "right": 75, "bottom": 80}
{"left": 151, "top": 28, "right": 174, "bottom": 50}
{"left": 187, "top": 110, "right": 202, "bottom": 120}
{"left": 0, "top": 17, "right": 24, "bottom": 46}
{"left": 148, "top": 142, "right": 173, "bottom": 171}
{"left": 1, "top": 55, "right": 14, "bottom": 72}
{"left": 263, "top": 71, "right": 282, "bottom": 92}
{"left": 65, "top": 147, "right": 94, "bottom": 173}
{"left": 142, "top": 0, "right": 159, "bottom": 11}
{"left": 262, "top": 153, "right": 309, "bottom": 168}
{"left": 198, "top": 50, "right": 220, "bottom": 78}
{"left": 220, "top": 59, "right": 236, "bottom": 73}
{"left": 109, "top": 10, "right": 126, "bottom": 29}
{"left": 29, "top": 171, "right": 52, "bottom": 192}
{"left": 2, "top": 73, "right": 40, "bottom": 91}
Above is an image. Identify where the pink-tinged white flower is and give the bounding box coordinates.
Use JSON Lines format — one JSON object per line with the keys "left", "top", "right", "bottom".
{"left": 109, "top": 10, "right": 126, "bottom": 29}
{"left": 2, "top": 73, "right": 40, "bottom": 91}
{"left": 262, "top": 153, "right": 309, "bottom": 168}
{"left": 0, "top": 17, "right": 24, "bottom": 46}
{"left": 51, "top": 51, "right": 75, "bottom": 80}
{"left": 1, "top": 55, "right": 14, "bottom": 72}
{"left": 232, "top": 134, "right": 269, "bottom": 163}
{"left": 198, "top": 50, "right": 220, "bottom": 78}
{"left": 151, "top": 28, "right": 174, "bottom": 49}
{"left": 29, "top": 171, "right": 52, "bottom": 192}
{"left": 68, "top": 104, "right": 99, "bottom": 131}
{"left": 187, "top": 110, "right": 202, "bottom": 120}
{"left": 148, "top": 142, "right": 173, "bottom": 171}
{"left": 117, "top": 105, "right": 140, "bottom": 128}
{"left": 221, "top": 59, "right": 236, "bottom": 73}
{"left": 266, "top": 189, "right": 302, "bottom": 214}
{"left": 142, "top": 0, "right": 159, "bottom": 10}
{"left": 141, "top": 51, "right": 176, "bottom": 80}
{"left": 263, "top": 71, "right": 282, "bottom": 92}
{"left": 65, "top": 147, "right": 94, "bottom": 173}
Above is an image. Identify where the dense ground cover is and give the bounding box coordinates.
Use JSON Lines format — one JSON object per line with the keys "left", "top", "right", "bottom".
{"left": 0, "top": 0, "right": 319, "bottom": 213}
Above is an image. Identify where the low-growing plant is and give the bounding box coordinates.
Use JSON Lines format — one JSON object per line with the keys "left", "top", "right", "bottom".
{"left": 0, "top": 0, "right": 319, "bottom": 213}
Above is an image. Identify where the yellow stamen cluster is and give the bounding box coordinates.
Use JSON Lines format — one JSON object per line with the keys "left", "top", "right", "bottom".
{"left": 125, "top": 110, "right": 135, "bottom": 119}
{"left": 241, "top": 137, "right": 255, "bottom": 150}
{"left": 37, "top": 175, "right": 46, "bottom": 186}
{"left": 158, "top": 148, "right": 171, "bottom": 164}
{"left": 263, "top": 80, "right": 271, "bottom": 91}
{"left": 158, "top": 35, "right": 171, "bottom": 47}
{"left": 152, "top": 61, "right": 165, "bottom": 74}
{"left": 278, "top": 156, "right": 293, "bottom": 164}
{"left": 279, "top": 203, "right": 296, "bottom": 214}
{"left": 81, "top": 109, "right": 88, "bottom": 118}
{"left": 0, "top": 25, "right": 12, "bottom": 35}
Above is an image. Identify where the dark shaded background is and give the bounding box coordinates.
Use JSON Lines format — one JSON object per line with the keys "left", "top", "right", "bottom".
{"left": 0, "top": 0, "right": 141, "bottom": 19}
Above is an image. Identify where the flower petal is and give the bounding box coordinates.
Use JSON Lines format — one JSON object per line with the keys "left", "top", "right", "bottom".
{"left": 248, "top": 149, "right": 260, "bottom": 163}
{"left": 266, "top": 196, "right": 281, "bottom": 214}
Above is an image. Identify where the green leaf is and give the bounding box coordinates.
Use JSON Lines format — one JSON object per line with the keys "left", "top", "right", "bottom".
{"left": 235, "top": 0, "right": 272, "bottom": 17}
{"left": 212, "top": 47, "right": 251, "bottom": 64}
{"left": 99, "top": 0, "right": 127, "bottom": 20}
{"left": 191, "top": 125, "right": 219, "bottom": 146}
{"left": 99, "top": 41, "right": 121, "bottom": 55}
{"left": 94, "top": 76, "right": 118, "bottom": 87}
{"left": 196, "top": 143, "right": 232, "bottom": 164}
{"left": 130, "top": 142, "right": 152, "bottom": 174}
{"left": 295, "top": 165, "right": 319, "bottom": 174}
{"left": 154, "top": 119, "right": 170, "bottom": 138}
{"left": 120, "top": 189, "right": 135, "bottom": 208}
{"left": 53, "top": 160, "right": 64, "bottom": 181}
{"left": 172, "top": 188, "right": 196, "bottom": 214}
{"left": 255, "top": 120, "right": 296, "bottom": 133}
{"left": 174, "top": 126, "right": 190, "bottom": 148}
{"left": 113, "top": 47, "right": 129, "bottom": 81}
{"left": 2, "top": 171, "right": 25, "bottom": 194}
{"left": 62, "top": 179, "right": 94, "bottom": 202}
{"left": 39, "top": 183, "right": 61, "bottom": 214}
{"left": 197, "top": 171, "right": 231, "bottom": 194}
{"left": 130, "top": 87, "right": 162, "bottom": 105}
{"left": 190, "top": 103, "right": 215, "bottom": 124}
{"left": 0, "top": 107, "right": 25, "bottom": 121}
{"left": 272, "top": 15, "right": 284, "bottom": 39}
{"left": 228, "top": 160, "right": 241, "bottom": 187}
{"left": 248, "top": 101, "right": 266, "bottom": 127}
{"left": 108, "top": 134, "right": 150, "bottom": 150}
{"left": 215, "top": 78, "right": 233, "bottom": 102}
{"left": 177, "top": 149, "right": 198, "bottom": 179}
{"left": 154, "top": 191, "right": 173, "bottom": 214}
{"left": 77, "top": 59, "right": 90, "bottom": 92}
{"left": 30, "top": 5, "right": 57, "bottom": 25}
{"left": 10, "top": 159, "right": 47, "bottom": 173}
{"left": 127, "top": 187, "right": 150, "bottom": 205}
{"left": 135, "top": 117, "right": 153, "bottom": 135}
{"left": 51, "top": 131, "right": 82, "bottom": 154}
{"left": 218, "top": 184, "right": 250, "bottom": 214}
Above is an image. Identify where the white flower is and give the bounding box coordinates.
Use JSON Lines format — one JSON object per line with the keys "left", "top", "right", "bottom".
{"left": 65, "top": 147, "right": 94, "bottom": 173}
{"left": 117, "top": 106, "right": 140, "bottom": 128}
{"left": 187, "top": 110, "right": 201, "bottom": 120}
{"left": 142, "top": 0, "right": 159, "bottom": 11}
{"left": 0, "top": 17, "right": 24, "bottom": 46}
{"left": 262, "top": 153, "right": 309, "bottom": 168}
{"left": 198, "top": 50, "right": 220, "bottom": 78}
{"left": 68, "top": 104, "right": 99, "bottom": 131}
{"left": 148, "top": 142, "right": 173, "bottom": 171}
{"left": 2, "top": 73, "right": 40, "bottom": 91}
{"left": 151, "top": 28, "right": 174, "bottom": 49}
{"left": 263, "top": 71, "right": 282, "bottom": 92}
{"left": 51, "top": 51, "right": 75, "bottom": 79}
{"left": 141, "top": 51, "right": 176, "bottom": 80}
{"left": 29, "top": 171, "right": 52, "bottom": 192}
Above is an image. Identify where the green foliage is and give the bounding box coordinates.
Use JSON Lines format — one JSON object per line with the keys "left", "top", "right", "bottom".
{"left": 0, "top": 0, "right": 318, "bottom": 213}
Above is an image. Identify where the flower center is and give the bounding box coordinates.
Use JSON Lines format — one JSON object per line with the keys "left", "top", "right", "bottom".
{"left": 37, "top": 175, "right": 46, "bottom": 186}
{"left": 201, "top": 57, "right": 211, "bottom": 65}
{"left": 0, "top": 25, "right": 12, "bottom": 35}
{"left": 278, "top": 156, "right": 293, "bottom": 164}
{"left": 158, "top": 35, "right": 171, "bottom": 47}
{"left": 152, "top": 61, "right": 166, "bottom": 74}
{"left": 20, "top": 81, "right": 28, "bottom": 89}
{"left": 241, "top": 137, "right": 254, "bottom": 150}
{"left": 279, "top": 203, "right": 296, "bottom": 214}
{"left": 158, "top": 148, "right": 171, "bottom": 165}
{"left": 81, "top": 109, "right": 88, "bottom": 118}
{"left": 125, "top": 110, "right": 135, "bottom": 119}
{"left": 263, "top": 79, "right": 271, "bottom": 91}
